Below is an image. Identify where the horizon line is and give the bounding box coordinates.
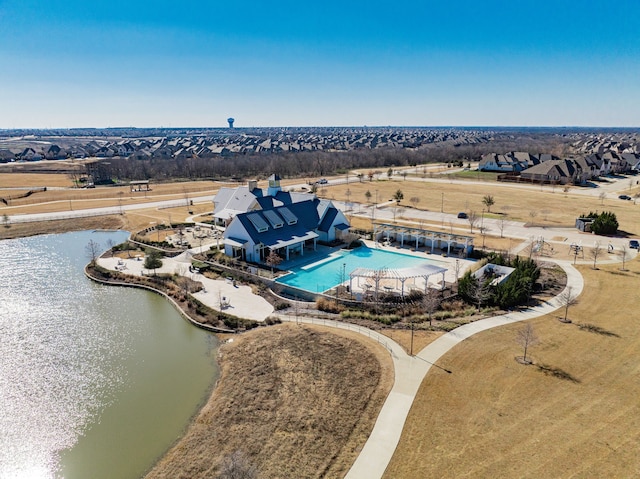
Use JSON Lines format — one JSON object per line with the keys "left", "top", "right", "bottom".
{"left": 1, "top": 125, "right": 639, "bottom": 131}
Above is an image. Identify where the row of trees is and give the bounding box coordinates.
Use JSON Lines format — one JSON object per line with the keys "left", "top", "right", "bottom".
{"left": 95, "top": 131, "right": 577, "bottom": 182}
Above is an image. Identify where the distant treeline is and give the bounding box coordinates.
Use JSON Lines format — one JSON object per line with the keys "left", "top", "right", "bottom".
{"left": 106, "top": 135, "right": 572, "bottom": 182}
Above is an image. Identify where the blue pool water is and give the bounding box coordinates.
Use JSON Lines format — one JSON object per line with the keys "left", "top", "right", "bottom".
{"left": 276, "top": 246, "right": 437, "bottom": 293}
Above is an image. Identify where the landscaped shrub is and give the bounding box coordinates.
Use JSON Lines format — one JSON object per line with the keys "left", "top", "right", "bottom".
{"left": 274, "top": 301, "right": 290, "bottom": 311}
{"left": 591, "top": 211, "right": 618, "bottom": 235}
{"left": 316, "top": 297, "right": 346, "bottom": 313}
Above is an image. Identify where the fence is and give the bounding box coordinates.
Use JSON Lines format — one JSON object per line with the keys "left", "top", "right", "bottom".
{"left": 278, "top": 314, "right": 395, "bottom": 355}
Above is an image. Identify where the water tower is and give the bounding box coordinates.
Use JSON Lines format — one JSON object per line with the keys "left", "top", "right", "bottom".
{"left": 227, "top": 117, "right": 235, "bottom": 129}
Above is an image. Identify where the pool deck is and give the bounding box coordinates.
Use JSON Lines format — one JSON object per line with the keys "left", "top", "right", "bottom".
{"left": 97, "top": 253, "right": 274, "bottom": 322}
{"left": 277, "top": 240, "right": 476, "bottom": 295}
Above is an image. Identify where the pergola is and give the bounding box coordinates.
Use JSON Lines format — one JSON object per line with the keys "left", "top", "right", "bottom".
{"left": 349, "top": 263, "right": 447, "bottom": 299}
{"left": 373, "top": 222, "right": 474, "bottom": 257}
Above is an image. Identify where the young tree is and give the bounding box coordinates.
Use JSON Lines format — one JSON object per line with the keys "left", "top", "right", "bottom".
{"left": 106, "top": 238, "right": 116, "bottom": 257}
{"left": 2, "top": 214, "right": 10, "bottom": 228}
{"left": 599, "top": 191, "right": 606, "bottom": 205}
{"left": 467, "top": 210, "right": 479, "bottom": 233}
{"left": 423, "top": 287, "right": 442, "bottom": 326}
{"left": 557, "top": 286, "right": 578, "bottom": 323}
{"left": 85, "top": 239, "right": 101, "bottom": 266}
{"left": 618, "top": 243, "right": 631, "bottom": 271}
{"left": 364, "top": 189, "right": 372, "bottom": 204}
{"left": 387, "top": 168, "right": 393, "bottom": 179}
{"left": 516, "top": 323, "right": 539, "bottom": 364}
{"left": 482, "top": 194, "right": 495, "bottom": 212}
{"left": 590, "top": 241, "right": 603, "bottom": 269}
{"left": 498, "top": 217, "right": 507, "bottom": 238}
{"left": 265, "top": 249, "right": 282, "bottom": 274}
{"left": 367, "top": 170, "right": 374, "bottom": 182}
{"left": 144, "top": 249, "right": 163, "bottom": 275}
{"left": 392, "top": 189, "right": 404, "bottom": 205}
{"left": 409, "top": 196, "right": 420, "bottom": 209}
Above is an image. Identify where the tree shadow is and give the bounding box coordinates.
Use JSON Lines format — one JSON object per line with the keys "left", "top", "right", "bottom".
{"left": 577, "top": 323, "right": 620, "bottom": 337}
{"left": 536, "top": 363, "right": 581, "bottom": 383}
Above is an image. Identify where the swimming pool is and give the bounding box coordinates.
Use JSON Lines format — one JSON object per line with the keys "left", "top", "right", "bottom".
{"left": 276, "top": 246, "right": 438, "bottom": 293}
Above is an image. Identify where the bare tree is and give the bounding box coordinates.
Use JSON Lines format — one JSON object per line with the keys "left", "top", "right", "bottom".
{"left": 265, "top": 249, "right": 282, "bottom": 274}
{"left": 528, "top": 210, "right": 538, "bottom": 225}
{"left": 498, "top": 217, "right": 506, "bottom": 238}
{"left": 2, "top": 214, "right": 10, "bottom": 229}
{"left": 541, "top": 209, "right": 551, "bottom": 222}
{"left": 599, "top": 191, "right": 606, "bottom": 205}
{"left": 618, "top": 243, "right": 632, "bottom": 271}
{"left": 557, "top": 286, "right": 579, "bottom": 323}
{"left": 409, "top": 196, "right": 420, "bottom": 209}
{"left": 423, "top": 287, "right": 442, "bottom": 326}
{"left": 590, "top": 241, "right": 603, "bottom": 269}
{"left": 85, "top": 239, "right": 101, "bottom": 266}
{"left": 106, "top": 238, "right": 116, "bottom": 257}
{"left": 219, "top": 450, "right": 259, "bottom": 479}
{"left": 516, "top": 323, "right": 539, "bottom": 364}
{"left": 467, "top": 210, "right": 479, "bottom": 233}
{"left": 453, "top": 259, "right": 461, "bottom": 286}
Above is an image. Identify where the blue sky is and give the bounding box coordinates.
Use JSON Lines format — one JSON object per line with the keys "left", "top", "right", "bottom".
{"left": 1, "top": 0, "right": 639, "bottom": 128}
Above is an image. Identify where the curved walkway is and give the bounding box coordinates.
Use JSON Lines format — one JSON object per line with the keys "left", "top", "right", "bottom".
{"left": 281, "top": 260, "right": 583, "bottom": 479}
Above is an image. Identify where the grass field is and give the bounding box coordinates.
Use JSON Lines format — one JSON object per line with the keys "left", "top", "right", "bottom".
{"left": 384, "top": 258, "right": 640, "bottom": 478}
{"left": 330, "top": 178, "right": 640, "bottom": 236}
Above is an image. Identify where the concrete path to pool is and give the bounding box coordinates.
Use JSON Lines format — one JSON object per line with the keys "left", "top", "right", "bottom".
{"left": 97, "top": 252, "right": 274, "bottom": 322}
{"left": 278, "top": 259, "right": 584, "bottom": 479}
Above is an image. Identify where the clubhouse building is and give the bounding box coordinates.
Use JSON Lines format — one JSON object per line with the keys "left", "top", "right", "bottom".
{"left": 213, "top": 175, "right": 350, "bottom": 263}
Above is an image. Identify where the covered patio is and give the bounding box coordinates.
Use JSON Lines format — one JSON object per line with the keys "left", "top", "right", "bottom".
{"left": 373, "top": 222, "right": 474, "bottom": 257}
{"left": 349, "top": 263, "right": 448, "bottom": 300}
{"left": 257, "top": 231, "right": 319, "bottom": 262}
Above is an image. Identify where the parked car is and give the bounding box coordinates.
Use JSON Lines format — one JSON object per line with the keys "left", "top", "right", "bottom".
{"left": 618, "top": 194, "right": 632, "bottom": 200}
{"left": 630, "top": 240, "right": 640, "bottom": 249}
{"left": 317, "top": 178, "right": 328, "bottom": 184}
{"left": 457, "top": 212, "right": 468, "bottom": 219}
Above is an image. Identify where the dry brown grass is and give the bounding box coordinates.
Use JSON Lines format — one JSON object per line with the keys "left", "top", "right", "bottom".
{"left": 0, "top": 176, "right": 224, "bottom": 215}
{"left": 145, "top": 323, "right": 394, "bottom": 479}
{"left": 0, "top": 215, "right": 127, "bottom": 240}
{"left": 380, "top": 329, "right": 445, "bottom": 355}
{"left": 384, "top": 257, "right": 640, "bottom": 478}
{"left": 0, "top": 172, "right": 74, "bottom": 188}
{"left": 330, "top": 179, "right": 640, "bottom": 236}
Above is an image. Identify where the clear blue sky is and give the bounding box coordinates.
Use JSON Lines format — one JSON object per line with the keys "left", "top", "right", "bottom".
{"left": 1, "top": 0, "right": 639, "bottom": 128}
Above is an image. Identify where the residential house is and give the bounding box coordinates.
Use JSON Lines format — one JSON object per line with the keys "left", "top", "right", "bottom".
{"left": 520, "top": 158, "right": 594, "bottom": 185}
{"left": 0, "top": 149, "right": 16, "bottom": 162}
{"left": 478, "top": 151, "right": 542, "bottom": 172}
{"left": 19, "top": 147, "right": 42, "bottom": 161}
{"left": 44, "top": 144, "right": 67, "bottom": 160}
